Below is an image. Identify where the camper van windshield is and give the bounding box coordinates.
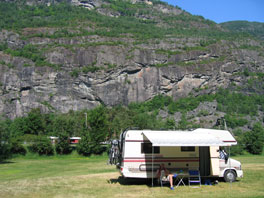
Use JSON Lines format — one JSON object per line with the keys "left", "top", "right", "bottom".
{"left": 141, "top": 143, "right": 160, "bottom": 154}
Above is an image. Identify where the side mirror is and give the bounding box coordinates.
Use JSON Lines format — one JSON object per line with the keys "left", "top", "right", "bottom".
{"left": 224, "top": 154, "right": 229, "bottom": 164}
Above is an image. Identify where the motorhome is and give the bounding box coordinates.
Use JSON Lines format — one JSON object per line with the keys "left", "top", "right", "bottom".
{"left": 109, "top": 128, "right": 243, "bottom": 183}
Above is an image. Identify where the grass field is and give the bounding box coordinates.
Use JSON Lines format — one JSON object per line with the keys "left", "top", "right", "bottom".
{"left": 0, "top": 153, "right": 264, "bottom": 198}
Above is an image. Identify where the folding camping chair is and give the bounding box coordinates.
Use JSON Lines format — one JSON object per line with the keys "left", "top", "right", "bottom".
{"left": 188, "top": 170, "right": 201, "bottom": 188}
{"left": 159, "top": 170, "right": 170, "bottom": 187}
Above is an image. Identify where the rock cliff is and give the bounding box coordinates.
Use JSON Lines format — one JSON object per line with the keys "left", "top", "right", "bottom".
{"left": 0, "top": 0, "right": 264, "bottom": 119}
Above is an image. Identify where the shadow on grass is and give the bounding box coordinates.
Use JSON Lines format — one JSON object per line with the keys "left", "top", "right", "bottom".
{"left": 0, "top": 161, "right": 15, "bottom": 164}
{"left": 108, "top": 176, "right": 164, "bottom": 187}
{"left": 108, "top": 176, "right": 240, "bottom": 187}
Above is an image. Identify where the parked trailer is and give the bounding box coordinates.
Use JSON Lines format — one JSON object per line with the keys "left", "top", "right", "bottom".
{"left": 109, "top": 128, "right": 243, "bottom": 183}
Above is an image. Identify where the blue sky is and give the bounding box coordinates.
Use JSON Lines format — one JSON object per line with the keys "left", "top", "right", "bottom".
{"left": 163, "top": 0, "right": 264, "bottom": 23}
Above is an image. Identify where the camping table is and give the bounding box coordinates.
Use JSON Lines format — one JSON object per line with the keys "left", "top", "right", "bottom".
{"left": 174, "top": 172, "right": 189, "bottom": 188}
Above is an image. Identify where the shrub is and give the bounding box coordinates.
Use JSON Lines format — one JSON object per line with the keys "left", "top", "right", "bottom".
{"left": 10, "top": 139, "right": 27, "bottom": 155}
{"left": 133, "top": 113, "right": 154, "bottom": 129}
{"left": 82, "top": 66, "right": 100, "bottom": 73}
{"left": 77, "top": 132, "right": 92, "bottom": 156}
{"left": 0, "top": 118, "right": 12, "bottom": 162}
{"left": 77, "top": 140, "right": 105, "bottom": 156}
{"left": 55, "top": 133, "right": 72, "bottom": 155}
{"left": 165, "top": 118, "right": 176, "bottom": 130}
{"left": 230, "top": 136, "right": 244, "bottom": 156}
{"left": 243, "top": 123, "right": 264, "bottom": 155}
{"left": 90, "top": 142, "right": 105, "bottom": 155}
{"left": 70, "top": 69, "right": 79, "bottom": 77}
{"left": 28, "top": 136, "right": 54, "bottom": 155}
{"left": 77, "top": 106, "right": 108, "bottom": 156}
{"left": 0, "top": 143, "right": 11, "bottom": 162}
{"left": 0, "top": 42, "right": 7, "bottom": 51}
{"left": 87, "top": 106, "right": 108, "bottom": 146}
{"left": 224, "top": 114, "right": 248, "bottom": 129}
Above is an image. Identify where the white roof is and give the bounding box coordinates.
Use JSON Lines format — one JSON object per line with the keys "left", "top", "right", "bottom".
{"left": 143, "top": 128, "right": 237, "bottom": 147}
{"left": 49, "top": 136, "right": 58, "bottom": 139}
{"left": 70, "top": 137, "right": 81, "bottom": 140}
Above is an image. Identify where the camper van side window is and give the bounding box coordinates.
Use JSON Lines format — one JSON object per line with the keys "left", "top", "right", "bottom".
{"left": 181, "top": 147, "right": 195, "bottom": 152}
{"left": 141, "top": 143, "right": 160, "bottom": 154}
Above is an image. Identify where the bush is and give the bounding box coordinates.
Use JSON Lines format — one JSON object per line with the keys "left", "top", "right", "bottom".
{"left": 87, "top": 106, "right": 108, "bottom": 147}
{"left": 90, "top": 142, "right": 105, "bottom": 155}
{"left": 77, "top": 105, "right": 108, "bottom": 156}
{"left": 55, "top": 133, "right": 72, "bottom": 155}
{"left": 224, "top": 114, "right": 248, "bottom": 129}
{"left": 0, "top": 118, "right": 12, "bottom": 162}
{"left": 77, "top": 132, "right": 92, "bottom": 156}
{"left": 0, "top": 143, "right": 11, "bottom": 162}
{"left": 9, "top": 108, "right": 46, "bottom": 137}
{"left": 230, "top": 136, "right": 244, "bottom": 156}
{"left": 0, "top": 42, "right": 7, "bottom": 51}
{"left": 133, "top": 113, "right": 154, "bottom": 129}
{"left": 243, "top": 123, "right": 264, "bottom": 155}
{"left": 10, "top": 139, "right": 27, "bottom": 155}
{"left": 77, "top": 140, "right": 105, "bottom": 156}
{"left": 28, "top": 137, "right": 54, "bottom": 156}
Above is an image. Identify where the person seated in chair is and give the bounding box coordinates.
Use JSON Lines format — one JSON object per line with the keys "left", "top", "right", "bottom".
{"left": 156, "top": 163, "right": 175, "bottom": 190}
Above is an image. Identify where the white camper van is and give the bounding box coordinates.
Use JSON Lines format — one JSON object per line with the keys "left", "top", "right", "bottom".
{"left": 109, "top": 128, "right": 243, "bottom": 183}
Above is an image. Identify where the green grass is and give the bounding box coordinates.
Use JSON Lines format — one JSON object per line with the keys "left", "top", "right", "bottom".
{"left": 0, "top": 152, "right": 114, "bottom": 182}
{"left": 0, "top": 153, "right": 263, "bottom": 198}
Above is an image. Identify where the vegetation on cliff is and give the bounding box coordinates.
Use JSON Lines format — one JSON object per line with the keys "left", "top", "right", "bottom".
{"left": 0, "top": 1, "right": 252, "bottom": 40}
{"left": 0, "top": 1, "right": 262, "bottom": 71}
{"left": 221, "top": 20, "right": 264, "bottom": 40}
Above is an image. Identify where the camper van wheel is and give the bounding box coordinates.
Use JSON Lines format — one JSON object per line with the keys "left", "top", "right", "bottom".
{"left": 224, "top": 170, "right": 236, "bottom": 182}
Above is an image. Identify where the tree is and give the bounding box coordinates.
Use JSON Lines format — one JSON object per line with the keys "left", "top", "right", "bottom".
{"left": 165, "top": 118, "right": 176, "bottom": 130}
{"left": 230, "top": 136, "right": 244, "bottom": 156}
{"left": 28, "top": 136, "right": 54, "bottom": 156}
{"left": 52, "top": 113, "right": 83, "bottom": 137}
{"left": 176, "top": 113, "right": 190, "bottom": 130}
{"left": 88, "top": 106, "right": 108, "bottom": 154}
{"left": 9, "top": 108, "right": 45, "bottom": 137}
{"left": 133, "top": 113, "right": 154, "bottom": 129}
{"left": 107, "top": 106, "right": 134, "bottom": 138}
{"left": 9, "top": 117, "right": 29, "bottom": 137}
{"left": 0, "top": 118, "right": 11, "bottom": 162}
{"left": 243, "top": 123, "right": 264, "bottom": 155}
{"left": 77, "top": 131, "right": 92, "bottom": 156}
{"left": 77, "top": 106, "right": 108, "bottom": 156}
{"left": 10, "top": 138, "right": 27, "bottom": 156}
{"left": 55, "top": 132, "right": 72, "bottom": 155}
{"left": 26, "top": 108, "right": 46, "bottom": 135}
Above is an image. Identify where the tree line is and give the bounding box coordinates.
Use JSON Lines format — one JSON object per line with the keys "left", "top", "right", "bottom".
{"left": 1, "top": 90, "right": 264, "bottom": 162}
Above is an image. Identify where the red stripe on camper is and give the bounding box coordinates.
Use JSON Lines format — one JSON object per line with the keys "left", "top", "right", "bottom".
{"left": 123, "top": 159, "right": 199, "bottom": 163}
{"left": 125, "top": 140, "right": 150, "bottom": 142}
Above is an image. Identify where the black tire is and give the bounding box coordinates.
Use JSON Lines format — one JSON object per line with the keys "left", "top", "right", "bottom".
{"left": 224, "top": 170, "right": 236, "bottom": 182}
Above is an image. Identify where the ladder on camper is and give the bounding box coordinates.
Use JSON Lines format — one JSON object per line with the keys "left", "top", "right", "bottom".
{"left": 188, "top": 170, "right": 201, "bottom": 188}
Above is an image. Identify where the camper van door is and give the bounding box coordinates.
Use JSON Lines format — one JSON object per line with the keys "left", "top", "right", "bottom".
{"left": 210, "top": 146, "right": 220, "bottom": 176}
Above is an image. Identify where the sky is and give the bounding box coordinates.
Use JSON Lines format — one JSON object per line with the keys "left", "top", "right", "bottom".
{"left": 163, "top": 0, "right": 264, "bottom": 23}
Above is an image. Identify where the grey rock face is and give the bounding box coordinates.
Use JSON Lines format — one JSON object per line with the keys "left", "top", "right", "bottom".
{"left": 1, "top": 34, "right": 264, "bottom": 119}
{"left": 0, "top": 1, "right": 264, "bottom": 119}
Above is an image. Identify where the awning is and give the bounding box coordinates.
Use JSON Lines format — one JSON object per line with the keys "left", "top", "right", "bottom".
{"left": 143, "top": 128, "right": 237, "bottom": 147}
